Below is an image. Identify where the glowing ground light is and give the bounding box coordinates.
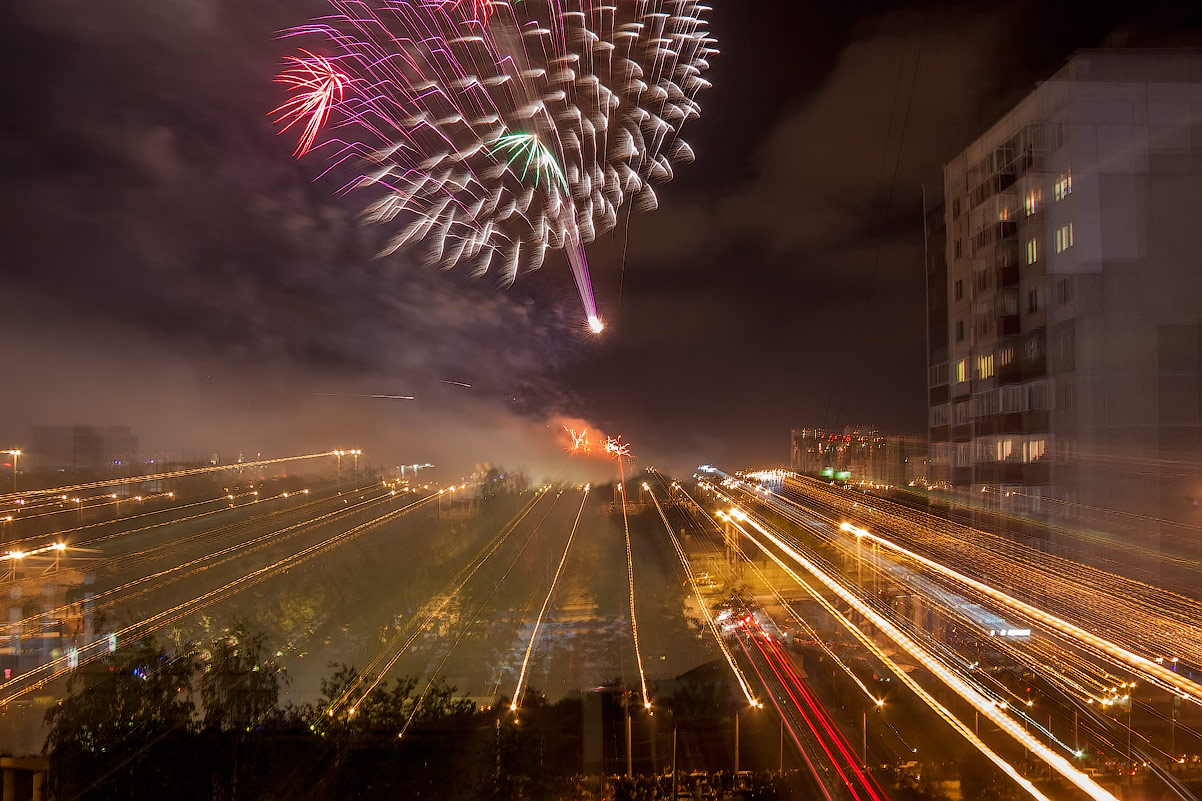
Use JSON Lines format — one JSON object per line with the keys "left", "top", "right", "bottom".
{"left": 587, "top": 315, "right": 604, "bottom": 334}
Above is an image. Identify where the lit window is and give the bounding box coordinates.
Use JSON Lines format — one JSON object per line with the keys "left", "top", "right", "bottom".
{"left": 956, "top": 359, "right": 967, "bottom": 383}
{"left": 1054, "top": 223, "right": 1073, "bottom": 253}
{"left": 1026, "top": 238, "right": 1038, "bottom": 265}
{"left": 997, "top": 438, "right": 1014, "bottom": 461}
{"left": 1024, "top": 188, "right": 1042, "bottom": 216}
{"left": 1023, "top": 439, "right": 1046, "bottom": 462}
{"left": 999, "top": 345, "right": 1015, "bottom": 366}
{"left": 977, "top": 354, "right": 995, "bottom": 380}
{"left": 1054, "top": 171, "right": 1072, "bottom": 201}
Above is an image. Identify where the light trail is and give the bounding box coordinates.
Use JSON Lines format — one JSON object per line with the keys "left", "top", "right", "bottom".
{"left": 742, "top": 630, "right": 885, "bottom": 801}
{"left": 0, "top": 450, "right": 349, "bottom": 502}
{"left": 710, "top": 507, "right": 1053, "bottom": 801}
{"left": 836, "top": 521, "right": 1202, "bottom": 706}
{"left": 779, "top": 473, "right": 1202, "bottom": 665}
{"left": 721, "top": 506, "right": 1117, "bottom": 801}
{"left": 1, "top": 488, "right": 391, "bottom": 636}
{"left": 0, "top": 491, "right": 437, "bottom": 705}
{"left": 396, "top": 497, "right": 551, "bottom": 739}
{"left": 1, "top": 489, "right": 260, "bottom": 550}
{"left": 645, "top": 485, "right": 758, "bottom": 706}
{"left": 327, "top": 488, "right": 556, "bottom": 719}
{"left": 511, "top": 485, "right": 589, "bottom": 711}
{"left": 749, "top": 476, "right": 1202, "bottom": 705}
{"left": 619, "top": 459, "right": 650, "bottom": 707}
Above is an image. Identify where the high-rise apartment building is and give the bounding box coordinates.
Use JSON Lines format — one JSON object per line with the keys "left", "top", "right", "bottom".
{"left": 932, "top": 51, "right": 1202, "bottom": 534}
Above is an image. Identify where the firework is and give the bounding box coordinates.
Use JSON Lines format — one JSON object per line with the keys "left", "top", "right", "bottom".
{"left": 604, "top": 435, "right": 631, "bottom": 459}
{"left": 275, "top": 0, "right": 716, "bottom": 324}
{"left": 564, "top": 426, "right": 591, "bottom": 454}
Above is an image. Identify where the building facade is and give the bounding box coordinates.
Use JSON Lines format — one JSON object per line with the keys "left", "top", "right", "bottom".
{"left": 934, "top": 50, "right": 1202, "bottom": 533}
{"left": 28, "top": 425, "right": 138, "bottom": 472}
{"left": 791, "top": 426, "right": 926, "bottom": 487}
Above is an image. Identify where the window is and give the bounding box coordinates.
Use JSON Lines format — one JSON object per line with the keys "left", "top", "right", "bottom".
{"left": 1026, "top": 237, "right": 1038, "bottom": 265}
{"left": 1055, "top": 328, "right": 1075, "bottom": 364}
{"left": 929, "top": 404, "right": 950, "bottom": 427}
{"left": 956, "top": 320, "right": 965, "bottom": 342}
{"left": 954, "top": 280, "right": 963, "bottom": 301}
{"left": 977, "top": 354, "right": 995, "bottom": 380}
{"left": 952, "top": 199, "right": 961, "bottom": 219}
{"left": 999, "top": 344, "right": 1015, "bottom": 366}
{"left": 1056, "top": 278, "right": 1074, "bottom": 305}
{"left": 954, "top": 239, "right": 963, "bottom": 259}
{"left": 997, "top": 438, "right": 1015, "bottom": 461}
{"left": 1057, "top": 384, "right": 1074, "bottom": 410}
{"left": 1023, "top": 438, "right": 1046, "bottom": 462}
{"left": 929, "top": 363, "right": 949, "bottom": 388}
{"left": 1028, "top": 288, "right": 1039, "bottom": 313}
{"left": 1024, "top": 188, "right": 1042, "bottom": 216}
{"left": 954, "top": 401, "right": 971, "bottom": 424}
{"left": 1000, "top": 385, "right": 1027, "bottom": 413}
{"left": 955, "top": 359, "right": 967, "bottom": 383}
{"left": 1054, "top": 223, "right": 1074, "bottom": 253}
{"left": 1054, "top": 171, "right": 1072, "bottom": 201}
{"left": 974, "top": 391, "right": 998, "bottom": 417}
{"left": 1028, "top": 380, "right": 1051, "bottom": 410}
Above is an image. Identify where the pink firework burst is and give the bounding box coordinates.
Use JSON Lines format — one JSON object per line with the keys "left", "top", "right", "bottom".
{"left": 272, "top": 50, "right": 346, "bottom": 158}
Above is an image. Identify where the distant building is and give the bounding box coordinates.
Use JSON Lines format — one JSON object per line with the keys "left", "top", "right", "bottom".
{"left": 790, "top": 426, "right": 926, "bottom": 486}
{"left": 934, "top": 50, "right": 1202, "bottom": 532}
{"left": 28, "top": 425, "right": 138, "bottom": 472}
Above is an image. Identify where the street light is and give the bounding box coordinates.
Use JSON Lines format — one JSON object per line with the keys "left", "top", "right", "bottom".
{"left": 734, "top": 701, "right": 762, "bottom": 774}
{"left": 2, "top": 450, "right": 19, "bottom": 492}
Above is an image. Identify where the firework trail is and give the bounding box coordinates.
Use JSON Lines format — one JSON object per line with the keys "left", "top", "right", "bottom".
{"left": 274, "top": 0, "right": 716, "bottom": 328}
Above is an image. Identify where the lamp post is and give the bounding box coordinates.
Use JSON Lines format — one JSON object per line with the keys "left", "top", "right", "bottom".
{"left": 734, "top": 701, "right": 762, "bottom": 774}
{"left": 2, "top": 450, "right": 19, "bottom": 493}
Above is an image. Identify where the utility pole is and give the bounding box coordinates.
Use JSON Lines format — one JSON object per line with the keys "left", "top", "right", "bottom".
{"left": 672, "top": 727, "right": 678, "bottom": 791}
{"left": 862, "top": 710, "right": 868, "bottom": 766}
{"left": 779, "top": 717, "right": 784, "bottom": 772}
{"left": 734, "top": 710, "right": 741, "bottom": 774}
{"left": 626, "top": 693, "right": 633, "bottom": 777}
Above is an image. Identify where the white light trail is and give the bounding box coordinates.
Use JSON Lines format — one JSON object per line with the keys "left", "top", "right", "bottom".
{"left": 837, "top": 522, "right": 1202, "bottom": 706}
{"left": 620, "top": 461, "right": 650, "bottom": 707}
{"left": 724, "top": 508, "right": 1119, "bottom": 801}
{"left": 332, "top": 489, "right": 554, "bottom": 718}
{"left": 646, "top": 486, "right": 758, "bottom": 707}
{"left": 0, "top": 450, "right": 350, "bottom": 502}
{"left": 511, "top": 485, "right": 590, "bottom": 710}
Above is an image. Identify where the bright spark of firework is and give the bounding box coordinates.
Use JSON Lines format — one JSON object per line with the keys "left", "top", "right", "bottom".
{"left": 563, "top": 426, "right": 591, "bottom": 454}
{"left": 271, "top": 51, "right": 347, "bottom": 157}
{"left": 275, "top": 0, "right": 715, "bottom": 325}
{"left": 604, "top": 436, "right": 631, "bottom": 459}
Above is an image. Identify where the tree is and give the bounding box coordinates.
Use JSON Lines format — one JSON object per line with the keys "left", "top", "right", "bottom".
{"left": 197, "top": 619, "right": 285, "bottom": 732}
{"left": 44, "top": 633, "right": 199, "bottom": 801}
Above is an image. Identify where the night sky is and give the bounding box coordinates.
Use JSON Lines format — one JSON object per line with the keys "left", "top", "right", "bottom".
{"left": 3, "top": 0, "right": 1201, "bottom": 480}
